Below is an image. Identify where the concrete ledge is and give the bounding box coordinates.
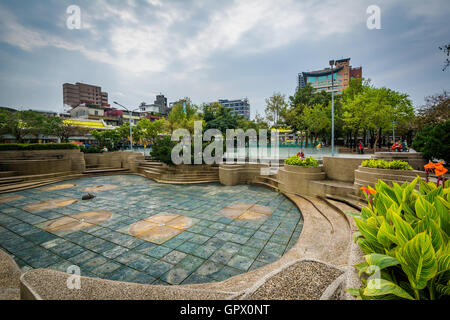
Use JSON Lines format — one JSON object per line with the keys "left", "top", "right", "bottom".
{"left": 0, "top": 249, "right": 22, "bottom": 300}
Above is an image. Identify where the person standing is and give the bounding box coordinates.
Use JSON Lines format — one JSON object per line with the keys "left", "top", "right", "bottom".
{"left": 359, "top": 140, "right": 364, "bottom": 154}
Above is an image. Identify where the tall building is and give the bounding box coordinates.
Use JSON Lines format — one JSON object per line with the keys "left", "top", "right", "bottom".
{"left": 298, "top": 58, "right": 362, "bottom": 94}
{"left": 138, "top": 94, "right": 171, "bottom": 117}
{"left": 212, "top": 98, "right": 250, "bottom": 119}
{"left": 63, "top": 82, "right": 109, "bottom": 108}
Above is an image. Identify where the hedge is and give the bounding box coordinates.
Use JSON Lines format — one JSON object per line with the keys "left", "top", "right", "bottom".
{"left": 0, "top": 143, "right": 80, "bottom": 151}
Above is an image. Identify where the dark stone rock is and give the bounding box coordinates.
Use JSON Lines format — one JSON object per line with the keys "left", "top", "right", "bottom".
{"left": 82, "top": 193, "right": 95, "bottom": 200}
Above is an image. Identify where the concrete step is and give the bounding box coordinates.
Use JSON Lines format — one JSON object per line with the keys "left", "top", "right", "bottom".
{"left": 0, "top": 171, "right": 73, "bottom": 185}
{"left": 0, "top": 171, "right": 17, "bottom": 178}
{"left": 253, "top": 181, "right": 280, "bottom": 191}
{"left": 83, "top": 168, "right": 129, "bottom": 174}
{"left": 309, "top": 179, "right": 356, "bottom": 197}
{"left": 323, "top": 194, "right": 366, "bottom": 211}
{"left": 153, "top": 178, "right": 220, "bottom": 184}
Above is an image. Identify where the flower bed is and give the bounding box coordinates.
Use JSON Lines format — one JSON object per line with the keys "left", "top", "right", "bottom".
{"left": 361, "top": 159, "right": 413, "bottom": 170}
{"left": 284, "top": 156, "right": 319, "bottom": 167}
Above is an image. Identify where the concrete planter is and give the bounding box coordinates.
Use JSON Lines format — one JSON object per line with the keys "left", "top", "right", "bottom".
{"left": 354, "top": 165, "right": 425, "bottom": 191}
{"left": 372, "top": 152, "right": 426, "bottom": 171}
{"left": 278, "top": 164, "right": 326, "bottom": 195}
{"left": 219, "top": 163, "right": 266, "bottom": 186}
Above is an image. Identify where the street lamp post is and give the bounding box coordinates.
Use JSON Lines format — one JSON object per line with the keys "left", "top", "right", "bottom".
{"left": 329, "top": 60, "right": 335, "bottom": 157}
{"left": 113, "top": 101, "right": 139, "bottom": 151}
{"left": 392, "top": 120, "right": 395, "bottom": 144}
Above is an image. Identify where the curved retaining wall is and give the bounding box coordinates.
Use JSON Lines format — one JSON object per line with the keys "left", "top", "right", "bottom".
{"left": 278, "top": 165, "right": 326, "bottom": 195}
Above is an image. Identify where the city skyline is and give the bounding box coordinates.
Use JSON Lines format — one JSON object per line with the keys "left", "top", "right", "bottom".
{"left": 0, "top": 0, "right": 449, "bottom": 119}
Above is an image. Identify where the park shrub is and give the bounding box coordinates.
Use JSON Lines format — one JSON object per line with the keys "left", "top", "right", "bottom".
{"left": 79, "top": 145, "right": 102, "bottom": 153}
{"left": 361, "top": 159, "right": 413, "bottom": 171}
{"left": 150, "top": 136, "right": 177, "bottom": 165}
{"left": 0, "top": 143, "right": 79, "bottom": 151}
{"left": 347, "top": 177, "right": 450, "bottom": 300}
{"left": 412, "top": 120, "right": 449, "bottom": 164}
{"left": 284, "top": 155, "right": 319, "bottom": 167}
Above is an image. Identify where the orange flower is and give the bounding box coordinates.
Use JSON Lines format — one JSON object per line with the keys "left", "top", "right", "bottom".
{"left": 424, "top": 162, "right": 436, "bottom": 170}
{"left": 435, "top": 166, "right": 448, "bottom": 177}
{"left": 360, "top": 186, "right": 377, "bottom": 195}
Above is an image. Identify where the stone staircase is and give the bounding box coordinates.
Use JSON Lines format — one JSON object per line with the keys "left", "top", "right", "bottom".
{"left": 0, "top": 171, "right": 82, "bottom": 194}
{"left": 137, "top": 161, "right": 220, "bottom": 184}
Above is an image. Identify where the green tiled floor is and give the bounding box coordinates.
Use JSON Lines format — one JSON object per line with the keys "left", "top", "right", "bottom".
{"left": 0, "top": 175, "right": 303, "bottom": 285}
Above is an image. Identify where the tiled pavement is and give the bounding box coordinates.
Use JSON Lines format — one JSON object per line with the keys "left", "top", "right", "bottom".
{"left": 0, "top": 175, "right": 303, "bottom": 285}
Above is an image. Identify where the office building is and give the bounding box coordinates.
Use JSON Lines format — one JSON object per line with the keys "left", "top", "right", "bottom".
{"left": 212, "top": 98, "right": 250, "bottom": 119}
{"left": 298, "top": 58, "right": 362, "bottom": 94}
{"left": 63, "top": 82, "right": 109, "bottom": 108}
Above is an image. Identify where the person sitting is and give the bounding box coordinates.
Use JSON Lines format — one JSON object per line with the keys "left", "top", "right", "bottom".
{"left": 401, "top": 140, "right": 408, "bottom": 152}
{"left": 297, "top": 151, "right": 305, "bottom": 159}
{"left": 100, "top": 146, "right": 108, "bottom": 153}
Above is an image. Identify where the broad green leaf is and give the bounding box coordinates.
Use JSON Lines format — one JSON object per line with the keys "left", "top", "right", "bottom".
{"left": 357, "top": 238, "right": 384, "bottom": 255}
{"left": 345, "top": 211, "right": 361, "bottom": 218}
{"left": 389, "top": 210, "right": 416, "bottom": 245}
{"left": 365, "top": 253, "right": 400, "bottom": 270}
{"left": 437, "top": 253, "right": 450, "bottom": 274}
{"left": 345, "top": 288, "right": 361, "bottom": 298}
{"left": 363, "top": 279, "right": 415, "bottom": 300}
{"left": 354, "top": 218, "right": 379, "bottom": 242}
{"left": 377, "top": 220, "right": 398, "bottom": 247}
{"left": 352, "top": 231, "right": 363, "bottom": 242}
{"left": 436, "top": 283, "right": 450, "bottom": 296}
{"left": 396, "top": 232, "right": 438, "bottom": 290}
{"left": 416, "top": 216, "right": 444, "bottom": 253}
{"left": 415, "top": 197, "right": 438, "bottom": 221}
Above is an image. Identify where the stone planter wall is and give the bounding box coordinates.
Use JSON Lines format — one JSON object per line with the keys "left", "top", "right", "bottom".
{"left": 0, "top": 149, "right": 85, "bottom": 174}
{"left": 219, "top": 163, "right": 268, "bottom": 186}
{"left": 322, "top": 157, "right": 362, "bottom": 183}
{"left": 372, "top": 152, "right": 426, "bottom": 171}
{"left": 84, "top": 151, "right": 144, "bottom": 171}
{"left": 278, "top": 164, "right": 326, "bottom": 195}
{"left": 354, "top": 165, "right": 426, "bottom": 192}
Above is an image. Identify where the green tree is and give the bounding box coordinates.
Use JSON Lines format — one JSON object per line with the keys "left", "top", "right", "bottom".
{"left": 136, "top": 118, "right": 165, "bottom": 143}
{"left": 90, "top": 129, "right": 122, "bottom": 151}
{"left": 0, "top": 110, "right": 46, "bottom": 142}
{"left": 412, "top": 120, "right": 450, "bottom": 163}
{"left": 43, "top": 116, "right": 75, "bottom": 142}
{"left": 166, "top": 98, "right": 203, "bottom": 133}
{"left": 265, "top": 92, "right": 287, "bottom": 128}
{"left": 203, "top": 102, "right": 240, "bottom": 133}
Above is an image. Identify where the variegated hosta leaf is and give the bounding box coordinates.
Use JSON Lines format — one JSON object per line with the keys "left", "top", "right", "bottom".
{"left": 396, "top": 232, "right": 438, "bottom": 290}
{"left": 363, "top": 279, "right": 414, "bottom": 300}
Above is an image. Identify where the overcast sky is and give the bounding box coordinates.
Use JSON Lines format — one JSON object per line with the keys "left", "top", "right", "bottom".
{"left": 0, "top": 0, "right": 449, "bottom": 118}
